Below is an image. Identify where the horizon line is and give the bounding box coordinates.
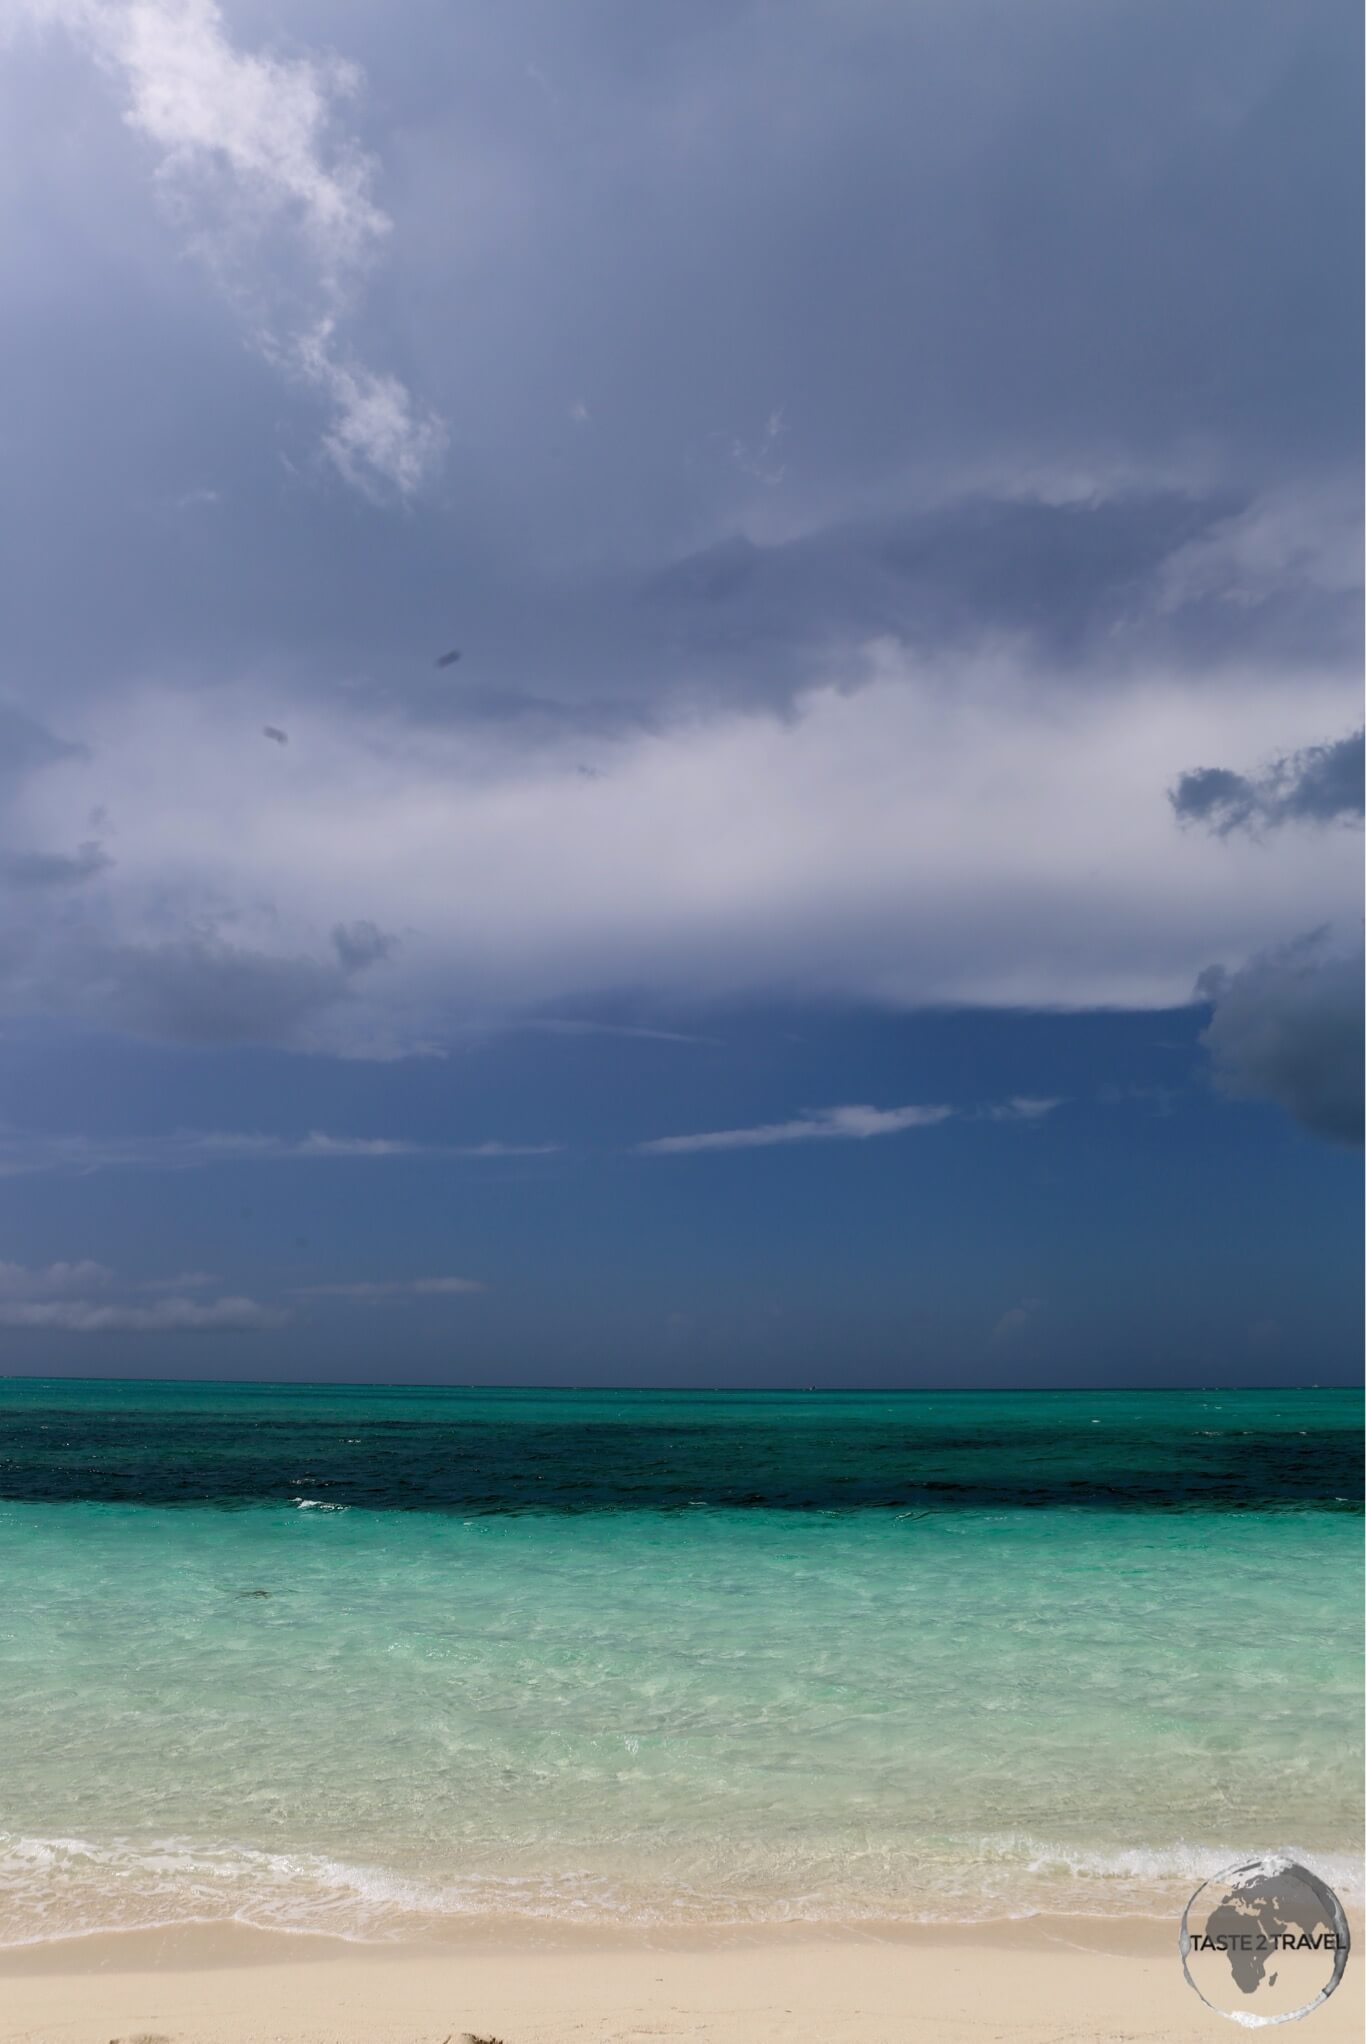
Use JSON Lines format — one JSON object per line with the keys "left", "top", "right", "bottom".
{"left": 0, "top": 1373, "right": 1357, "bottom": 1396}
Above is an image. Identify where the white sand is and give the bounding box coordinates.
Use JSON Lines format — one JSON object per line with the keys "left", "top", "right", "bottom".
{"left": 1, "top": 1918, "right": 1361, "bottom": 2044}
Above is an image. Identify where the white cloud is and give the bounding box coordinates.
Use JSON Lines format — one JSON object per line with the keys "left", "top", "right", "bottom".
{"left": 13, "top": 0, "right": 443, "bottom": 495}
{"left": 638, "top": 1103, "right": 952, "bottom": 1155}
{"left": 4, "top": 649, "right": 1362, "bottom": 1049}
{"left": 0, "top": 1295, "right": 286, "bottom": 1331}
{"left": 286, "top": 1131, "right": 421, "bottom": 1159}
{"left": 454, "top": 1140, "right": 562, "bottom": 1158}
{"left": 292, "top": 1276, "right": 484, "bottom": 1300}
{"left": 293, "top": 323, "right": 447, "bottom": 498}
{"left": 0, "top": 1129, "right": 560, "bottom": 1174}
{"left": 0, "top": 1258, "right": 114, "bottom": 1297}
{"left": 0, "top": 1258, "right": 284, "bottom": 1329}
{"left": 986, "top": 1097, "right": 1062, "bottom": 1122}
{"left": 516, "top": 1019, "right": 714, "bottom": 1045}
{"left": 1158, "top": 480, "right": 1364, "bottom": 613}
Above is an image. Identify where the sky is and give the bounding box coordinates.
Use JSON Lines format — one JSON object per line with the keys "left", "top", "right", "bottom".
{"left": 0, "top": 0, "right": 1360, "bottom": 1386}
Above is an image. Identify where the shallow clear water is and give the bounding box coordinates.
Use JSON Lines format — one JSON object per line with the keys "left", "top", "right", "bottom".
{"left": 0, "top": 1382, "right": 1360, "bottom": 1942}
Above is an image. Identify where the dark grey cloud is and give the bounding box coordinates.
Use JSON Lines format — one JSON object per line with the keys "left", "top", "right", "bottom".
{"left": 0, "top": 877, "right": 400, "bottom": 1045}
{"left": 13, "top": 927, "right": 393, "bottom": 1050}
{"left": 632, "top": 493, "right": 1359, "bottom": 706}
{"left": 0, "top": 0, "right": 1357, "bottom": 736}
{"left": 60, "top": 483, "right": 1335, "bottom": 744}
{"left": 0, "top": 0, "right": 1358, "bottom": 1059}
{"left": 331, "top": 920, "right": 396, "bottom": 973}
{"left": 91, "top": 936, "right": 358, "bottom": 1046}
{"left": 1198, "top": 932, "right": 1364, "bottom": 1146}
{"left": 87, "top": 938, "right": 351, "bottom": 1046}
{"left": 1171, "top": 731, "right": 1364, "bottom": 836}
{"left": 0, "top": 703, "right": 82, "bottom": 777}
{"left": 2, "top": 839, "right": 110, "bottom": 888}
{"left": 1278, "top": 733, "right": 1366, "bottom": 822}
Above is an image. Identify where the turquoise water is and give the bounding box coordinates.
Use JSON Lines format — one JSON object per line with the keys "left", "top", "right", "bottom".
{"left": 0, "top": 1382, "right": 1360, "bottom": 1942}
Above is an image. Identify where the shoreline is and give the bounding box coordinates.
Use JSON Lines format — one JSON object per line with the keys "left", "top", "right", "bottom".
{"left": 0, "top": 1907, "right": 1193, "bottom": 1971}
{"left": 1, "top": 1916, "right": 1362, "bottom": 2043}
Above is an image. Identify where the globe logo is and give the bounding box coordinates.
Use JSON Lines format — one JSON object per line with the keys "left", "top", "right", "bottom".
{"left": 1181, "top": 1856, "right": 1350, "bottom": 2026}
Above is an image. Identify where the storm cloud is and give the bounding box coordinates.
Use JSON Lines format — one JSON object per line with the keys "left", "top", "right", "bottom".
{"left": 1, "top": 839, "right": 110, "bottom": 888}
{"left": 42, "top": 929, "right": 381, "bottom": 1047}
{"left": 1171, "top": 730, "right": 1364, "bottom": 837}
{"left": 1198, "top": 933, "right": 1364, "bottom": 1147}
{"left": 0, "top": 2, "right": 1357, "bottom": 1385}
{"left": 0, "top": 3, "right": 1358, "bottom": 705}
{"left": 0, "top": 2, "right": 1359, "bottom": 1061}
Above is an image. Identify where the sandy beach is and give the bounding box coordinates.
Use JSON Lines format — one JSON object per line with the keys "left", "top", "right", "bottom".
{"left": 1, "top": 1918, "right": 1361, "bottom": 2044}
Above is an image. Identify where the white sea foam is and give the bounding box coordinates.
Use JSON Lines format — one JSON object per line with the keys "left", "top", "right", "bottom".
{"left": 0, "top": 1829, "right": 1359, "bottom": 1948}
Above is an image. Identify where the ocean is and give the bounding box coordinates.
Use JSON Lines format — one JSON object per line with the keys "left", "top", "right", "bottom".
{"left": 0, "top": 1380, "right": 1360, "bottom": 1945}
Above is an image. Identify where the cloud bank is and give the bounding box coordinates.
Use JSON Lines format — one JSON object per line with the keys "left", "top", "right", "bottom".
{"left": 2, "top": 657, "right": 1357, "bottom": 1054}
